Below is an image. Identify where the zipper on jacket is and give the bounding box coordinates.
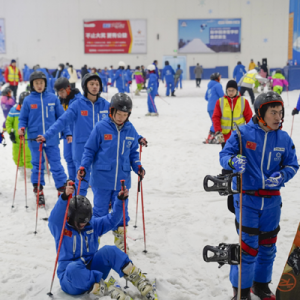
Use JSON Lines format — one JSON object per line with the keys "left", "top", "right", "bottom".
{"left": 92, "top": 102, "right": 95, "bottom": 127}
{"left": 85, "top": 236, "right": 89, "bottom": 252}
{"left": 114, "top": 124, "right": 121, "bottom": 190}
{"left": 260, "top": 132, "right": 268, "bottom": 210}
{"left": 73, "top": 235, "right": 76, "bottom": 256}
{"left": 46, "top": 106, "right": 48, "bottom": 118}
{"left": 40, "top": 94, "right": 45, "bottom": 134}
{"left": 267, "top": 151, "right": 272, "bottom": 170}
{"left": 122, "top": 140, "right": 125, "bottom": 155}
{"left": 98, "top": 113, "right": 99, "bottom": 122}
{"left": 79, "top": 232, "right": 83, "bottom": 257}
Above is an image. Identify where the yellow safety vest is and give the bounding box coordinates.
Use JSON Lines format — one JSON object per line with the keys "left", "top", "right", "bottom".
{"left": 8, "top": 66, "right": 20, "bottom": 83}
{"left": 242, "top": 72, "right": 256, "bottom": 85}
{"left": 220, "top": 96, "right": 246, "bottom": 134}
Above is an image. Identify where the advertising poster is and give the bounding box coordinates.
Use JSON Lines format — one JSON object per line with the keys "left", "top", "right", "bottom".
{"left": 0, "top": 19, "right": 6, "bottom": 54}
{"left": 178, "top": 18, "right": 241, "bottom": 53}
{"left": 84, "top": 19, "right": 147, "bottom": 54}
{"left": 289, "top": 0, "right": 300, "bottom": 64}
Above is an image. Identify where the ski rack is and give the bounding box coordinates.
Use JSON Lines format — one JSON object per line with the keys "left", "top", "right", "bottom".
{"left": 203, "top": 173, "right": 241, "bottom": 196}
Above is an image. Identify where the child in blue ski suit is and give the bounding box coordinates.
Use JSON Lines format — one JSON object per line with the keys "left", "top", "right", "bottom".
{"left": 220, "top": 92, "right": 298, "bottom": 299}
{"left": 18, "top": 71, "right": 69, "bottom": 204}
{"left": 125, "top": 66, "right": 133, "bottom": 93}
{"left": 78, "top": 93, "right": 145, "bottom": 251}
{"left": 37, "top": 73, "right": 109, "bottom": 196}
{"left": 146, "top": 64, "right": 158, "bottom": 116}
{"left": 110, "top": 61, "right": 128, "bottom": 93}
{"left": 233, "top": 62, "right": 246, "bottom": 91}
{"left": 162, "top": 61, "right": 176, "bottom": 96}
{"left": 48, "top": 183, "right": 155, "bottom": 299}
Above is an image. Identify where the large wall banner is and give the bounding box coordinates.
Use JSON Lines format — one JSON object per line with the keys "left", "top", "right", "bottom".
{"left": 0, "top": 19, "right": 6, "bottom": 54}
{"left": 84, "top": 19, "right": 147, "bottom": 54}
{"left": 178, "top": 19, "right": 241, "bottom": 54}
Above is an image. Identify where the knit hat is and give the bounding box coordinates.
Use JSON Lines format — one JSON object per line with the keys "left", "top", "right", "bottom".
{"left": 11, "top": 59, "right": 16, "bottom": 64}
{"left": 226, "top": 80, "right": 238, "bottom": 91}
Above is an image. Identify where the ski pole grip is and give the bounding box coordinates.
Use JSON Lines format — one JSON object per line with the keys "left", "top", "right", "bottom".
{"left": 121, "top": 180, "right": 125, "bottom": 191}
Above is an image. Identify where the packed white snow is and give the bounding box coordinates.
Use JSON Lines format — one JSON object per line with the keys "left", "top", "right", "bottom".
{"left": 179, "top": 38, "right": 215, "bottom": 53}
{"left": 0, "top": 80, "right": 299, "bottom": 300}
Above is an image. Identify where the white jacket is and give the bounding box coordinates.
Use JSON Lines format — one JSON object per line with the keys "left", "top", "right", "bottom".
{"left": 68, "top": 67, "right": 78, "bottom": 83}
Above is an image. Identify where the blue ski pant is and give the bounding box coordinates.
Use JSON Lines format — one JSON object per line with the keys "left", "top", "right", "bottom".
{"left": 92, "top": 187, "right": 130, "bottom": 231}
{"left": 60, "top": 245, "right": 131, "bottom": 295}
{"left": 63, "top": 139, "right": 76, "bottom": 181}
{"left": 117, "top": 86, "right": 126, "bottom": 93}
{"left": 75, "top": 161, "right": 91, "bottom": 196}
{"left": 125, "top": 83, "right": 130, "bottom": 93}
{"left": 176, "top": 78, "right": 182, "bottom": 89}
{"left": 230, "top": 200, "right": 281, "bottom": 289}
{"left": 147, "top": 92, "right": 157, "bottom": 113}
{"left": 28, "top": 141, "right": 67, "bottom": 188}
{"left": 166, "top": 80, "right": 174, "bottom": 96}
{"left": 208, "top": 110, "right": 215, "bottom": 133}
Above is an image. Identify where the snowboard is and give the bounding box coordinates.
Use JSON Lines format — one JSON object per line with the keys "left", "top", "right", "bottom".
{"left": 276, "top": 222, "right": 300, "bottom": 299}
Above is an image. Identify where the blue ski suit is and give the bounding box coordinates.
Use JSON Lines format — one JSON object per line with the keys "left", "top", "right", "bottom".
{"left": 233, "top": 64, "right": 247, "bottom": 91}
{"left": 48, "top": 194, "right": 131, "bottom": 295}
{"left": 111, "top": 69, "right": 128, "bottom": 93}
{"left": 147, "top": 73, "right": 158, "bottom": 113}
{"left": 18, "top": 91, "right": 69, "bottom": 188}
{"left": 109, "top": 69, "right": 115, "bottom": 87}
{"left": 220, "top": 117, "right": 299, "bottom": 289}
{"left": 98, "top": 72, "right": 108, "bottom": 93}
{"left": 43, "top": 95, "right": 110, "bottom": 195}
{"left": 153, "top": 63, "right": 160, "bottom": 90}
{"left": 162, "top": 65, "right": 175, "bottom": 96}
{"left": 125, "top": 69, "right": 133, "bottom": 93}
{"left": 205, "top": 80, "right": 224, "bottom": 133}
{"left": 80, "top": 116, "right": 141, "bottom": 226}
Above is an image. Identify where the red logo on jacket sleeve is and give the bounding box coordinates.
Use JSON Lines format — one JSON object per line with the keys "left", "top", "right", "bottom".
{"left": 64, "top": 228, "right": 72, "bottom": 237}
{"left": 246, "top": 141, "right": 257, "bottom": 151}
{"left": 104, "top": 134, "right": 112, "bottom": 140}
{"left": 81, "top": 110, "right": 88, "bottom": 116}
{"left": 31, "top": 104, "right": 38, "bottom": 109}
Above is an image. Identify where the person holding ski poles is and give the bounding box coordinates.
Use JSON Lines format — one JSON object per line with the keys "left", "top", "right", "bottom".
{"left": 77, "top": 93, "right": 145, "bottom": 252}
{"left": 219, "top": 91, "right": 298, "bottom": 299}
{"left": 48, "top": 182, "right": 156, "bottom": 300}
{"left": 18, "top": 71, "right": 70, "bottom": 206}
{"left": 145, "top": 64, "right": 158, "bottom": 116}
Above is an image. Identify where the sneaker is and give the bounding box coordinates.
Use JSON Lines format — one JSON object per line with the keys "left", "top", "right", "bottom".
{"left": 145, "top": 112, "right": 152, "bottom": 116}
{"left": 113, "top": 227, "right": 129, "bottom": 252}
{"left": 251, "top": 281, "right": 275, "bottom": 300}
{"left": 232, "top": 287, "right": 251, "bottom": 300}
{"left": 33, "top": 184, "right": 45, "bottom": 207}
{"left": 150, "top": 113, "right": 159, "bottom": 116}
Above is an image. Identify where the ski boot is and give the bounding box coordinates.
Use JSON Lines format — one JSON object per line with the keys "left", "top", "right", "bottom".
{"left": 251, "top": 281, "right": 275, "bottom": 300}
{"left": 145, "top": 112, "right": 152, "bottom": 116}
{"left": 90, "top": 276, "right": 133, "bottom": 300}
{"left": 33, "top": 184, "right": 45, "bottom": 207}
{"left": 171, "top": 91, "right": 176, "bottom": 97}
{"left": 287, "top": 246, "right": 300, "bottom": 275}
{"left": 232, "top": 287, "right": 251, "bottom": 300}
{"left": 135, "top": 89, "right": 140, "bottom": 96}
{"left": 150, "top": 113, "right": 159, "bottom": 116}
{"left": 123, "top": 262, "right": 156, "bottom": 299}
{"left": 113, "top": 227, "right": 129, "bottom": 252}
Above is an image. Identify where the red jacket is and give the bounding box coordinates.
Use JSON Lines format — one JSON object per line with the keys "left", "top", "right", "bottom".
{"left": 5, "top": 65, "right": 22, "bottom": 86}
{"left": 212, "top": 95, "right": 252, "bottom": 142}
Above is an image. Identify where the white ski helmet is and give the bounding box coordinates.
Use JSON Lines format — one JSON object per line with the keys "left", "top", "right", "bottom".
{"left": 147, "top": 64, "right": 155, "bottom": 71}
{"left": 118, "top": 61, "right": 126, "bottom": 67}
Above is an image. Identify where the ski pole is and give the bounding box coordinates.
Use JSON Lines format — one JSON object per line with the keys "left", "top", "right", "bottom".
{"left": 77, "top": 166, "right": 85, "bottom": 195}
{"left": 134, "top": 145, "right": 142, "bottom": 228}
{"left": 21, "top": 128, "right": 28, "bottom": 209}
{"left": 12, "top": 135, "right": 23, "bottom": 208}
{"left": 290, "top": 115, "right": 295, "bottom": 137}
{"left": 34, "top": 142, "right": 44, "bottom": 234}
{"left": 47, "top": 181, "right": 75, "bottom": 296}
{"left": 157, "top": 94, "right": 170, "bottom": 105}
{"left": 44, "top": 152, "right": 51, "bottom": 183}
{"left": 120, "top": 180, "right": 127, "bottom": 254}
{"left": 148, "top": 92, "right": 158, "bottom": 114}
{"left": 140, "top": 166, "right": 147, "bottom": 253}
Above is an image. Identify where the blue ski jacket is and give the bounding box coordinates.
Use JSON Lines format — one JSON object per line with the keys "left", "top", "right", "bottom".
{"left": 111, "top": 69, "right": 128, "bottom": 90}
{"left": 48, "top": 194, "right": 123, "bottom": 281}
{"left": 80, "top": 116, "right": 141, "bottom": 191}
{"left": 98, "top": 72, "right": 107, "bottom": 87}
{"left": 205, "top": 80, "right": 224, "bottom": 112}
{"left": 43, "top": 95, "right": 110, "bottom": 163}
{"left": 147, "top": 73, "right": 158, "bottom": 95}
{"left": 220, "top": 117, "right": 299, "bottom": 210}
{"left": 18, "top": 91, "right": 70, "bottom": 146}
{"left": 233, "top": 64, "right": 247, "bottom": 83}
{"left": 162, "top": 65, "right": 175, "bottom": 83}
{"left": 55, "top": 68, "right": 70, "bottom": 80}
{"left": 125, "top": 69, "right": 133, "bottom": 82}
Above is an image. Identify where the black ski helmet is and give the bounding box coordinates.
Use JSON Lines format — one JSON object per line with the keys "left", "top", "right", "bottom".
{"left": 254, "top": 91, "right": 284, "bottom": 128}
{"left": 275, "top": 69, "right": 282, "bottom": 74}
{"left": 210, "top": 72, "right": 220, "bottom": 80}
{"left": 81, "top": 73, "right": 102, "bottom": 97}
{"left": 109, "top": 93, "right": 132, "bottom": 121}
{"left": 54, "top": 77, "right": 70, "bottom": 92}
{"left": 1, "top": 87, "right": 12, "bottom": 96}
{"left": 19, "top": 91, "right": 30, "bottom": 105}
{"left": 29, "top": 71, "right": 47, "bottom": 91}
{"left": 67, "top": 195, "right": 92, "bottom": 231}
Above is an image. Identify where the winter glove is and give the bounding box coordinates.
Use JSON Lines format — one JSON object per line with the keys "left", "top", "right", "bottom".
{"left": 292, "top": 108, "right": 299, "bottom": 116}
{"left": 214, "top": 131, "right": 225, "bottom": 144}
{"left": 117, "top": 190, "right": 129, "bottom": 201}
{"left": 107, "top": 82, "right": 111, "bottom": 86}
{"left": 77, "top": 167, "right": 86, "bottom": 180}
{"left": 138, "top": 137, "right": 148, "bottom": 147}
{"left": 138, "top": 166, "right": 145, "bottom": 181}
{"left": 265, "top": 172, "right": 284, "bottom": 188}
{"left": 128, "top": 81, "right": 132, "bottom": 84}
{"left": 147, "top": 87, "right": 153, "bottom": 93}
{"left": 229, "top": 155, "right": 247, "bottom": 173}
{"left": 9, "top": 132, "right": 16, "bottom": 143}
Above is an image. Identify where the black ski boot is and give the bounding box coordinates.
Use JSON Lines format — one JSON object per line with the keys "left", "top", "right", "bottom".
{"left": 287, "top": 247, "right": 300, "bottom": 275}
{"left": 171, "top": 91, "right": 176, "bottom": 97}
{"left": 251, "top": 281, "right": 275, "bottom": 300}
{"left": 33, "top": 184, "right": 45, "bottom": 207}
{"left": 232, "top": 287, "right": 251, "bottom": 300}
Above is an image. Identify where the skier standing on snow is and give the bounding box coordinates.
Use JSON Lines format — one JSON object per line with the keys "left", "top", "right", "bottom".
{"left": 109, "top": 61, "right": 128, "bottom": 93}
{"left": 194, "top": 63, "right": 203, "bottom": 87}
{"left": 48, "top": 182, "right": 156, "bottom": 299}
{"left": 162, "top": 61, "right": 176, "bottom": 97}
{"left": 145, "top": 64, "right": 158, "bottom": 116}
{"left": 220, "top": 91, "right": 298, "bottom": 299}
{"left": 125, "top": 65, "right": 133, "bottom": 93}
{"left": 268, "top": 69, "right": 288, "bottom": 95}
{"left": 233, "top": 62, "right": 246, "bottom": 91}
{"left": 134, "top": 66, "right": 144, "bottom": 96}
{"left": 4, "top": 59, "right": 22, "bottom": 99}
{"left": 18, "top": 71, "right": 70, "bottom": 206}
{"left": 77, "top": 93, "right": 145, "bottom": 251}
{"left": 204, "top": 72, "right": 224, "bottom": 144}
{"left": 175, "top": 64, "right": 183, "bottom": 89}
{"left": 0, "top": 87, "right": 15, "bottom": 131}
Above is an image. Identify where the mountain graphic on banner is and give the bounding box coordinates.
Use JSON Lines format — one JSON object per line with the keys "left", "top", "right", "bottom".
{"left": 179, "top": 38, "right": 215, "bottom": 53}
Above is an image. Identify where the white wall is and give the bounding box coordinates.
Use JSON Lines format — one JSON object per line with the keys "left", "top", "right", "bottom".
{"left": 0, "top": 0, "right": 289, "bottom": 78}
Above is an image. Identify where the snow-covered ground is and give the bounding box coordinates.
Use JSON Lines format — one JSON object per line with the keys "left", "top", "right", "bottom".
{"left": 0, "top": 80, "right": 299, "bottom": 300}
